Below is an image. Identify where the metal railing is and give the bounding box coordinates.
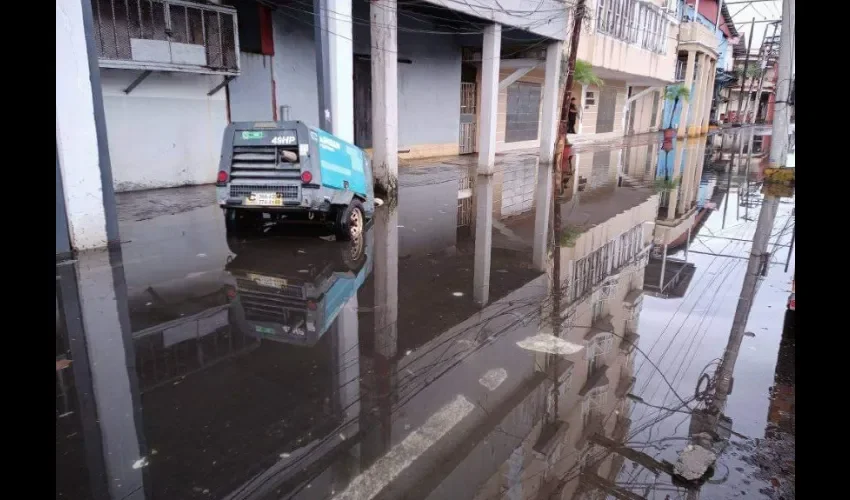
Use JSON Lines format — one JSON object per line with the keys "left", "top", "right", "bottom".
{"left": 93, "top": 0, "right": 239, "bottom": 75}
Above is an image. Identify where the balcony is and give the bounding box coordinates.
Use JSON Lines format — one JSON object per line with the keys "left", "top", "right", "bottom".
{"left": 92, "top": 0, "right": 240, "bottom": 75}
{"left": 678, "top": 21, "right": 718, "bottom": 54}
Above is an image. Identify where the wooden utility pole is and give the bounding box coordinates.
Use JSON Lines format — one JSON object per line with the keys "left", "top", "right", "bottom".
{"left": 554, "top": 0, "right": 587, "bottom": 162}
{"left": 546, "top": 0, "right": 586, "bottom": 429}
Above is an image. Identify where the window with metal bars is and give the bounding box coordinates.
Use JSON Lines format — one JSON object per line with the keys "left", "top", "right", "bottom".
{"left": 93, "top": 0, "right": 240, "bottom": 74}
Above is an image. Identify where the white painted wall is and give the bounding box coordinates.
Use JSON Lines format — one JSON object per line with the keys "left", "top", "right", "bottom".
{"left": 100, "top": 69, "right": 228, "bottom": 192}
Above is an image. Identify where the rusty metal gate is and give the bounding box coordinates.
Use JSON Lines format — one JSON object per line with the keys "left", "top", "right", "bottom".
{"left": 596, "top": 86, "right": 618, "bottom": 133}
{"left": 459, "top": 82, "right": 477, "bottom": 154}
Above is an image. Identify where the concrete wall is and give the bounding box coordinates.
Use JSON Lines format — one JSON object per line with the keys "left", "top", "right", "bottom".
{"left": 578, "top": 0, "right": 678, "bottom": 85}
{"left": 352, "top": 1, "right": 462, "bottom": 154}
{"left": 272, "top": 9, "right": 320, "bottom": 127}
{"left": 229, "top": 52, "right": 275, "bottom": 122}
{"left": 627, "top": 86, "right": 662, "bottom": 135}
{"left": 579, "top": 80, "right": 627, "bottom": 136}
{"left": 101, "top": 70, "right": 228, "bottom": 192}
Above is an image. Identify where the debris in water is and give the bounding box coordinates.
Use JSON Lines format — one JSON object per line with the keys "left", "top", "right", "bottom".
{"left": 516, "top": 334, "right": 584, "bottom": 355}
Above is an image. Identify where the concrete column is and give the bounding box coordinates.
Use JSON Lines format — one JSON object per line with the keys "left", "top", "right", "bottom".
{"left": 473, "top": 175, "right": 494, "bottom": 305}
{"left": 478, "top": 24, "right": 502, "bottom": 175}
{"left": 667, "top": 143, "right": 684, "bottom": 218}
{"left": 56, "top": 0, "right": 120, "bottom": 251}
{"left": 57, "top": 253, "right": 145, "bottom": 500}
{"left": 676, "top": 50, "right": 697, "bottom": 137}
{"left": 702, "top": 58, "right": 717, "bottom": 133}
{"left": 374, "top": 206, "right": 398, "bottom": 359}
{"left": 371, "top": 0, "right": 399, "bottom": 194}
{"left": 694, "top": 53, "right": 712, "bottom": 134}
{"left": 539, "top": 41, "right": 563, "bottom": 166}
{"left": 688, "top": 54, "right": 707, "bottom": 137}
{"left": 336, "top": 292, "right": 361, "bottom": 442}
{"left": 532, "top": 158, "right": 553, "bottom": 271}
{"left": 329, "top": 0, "right": 354, "bottom": 142}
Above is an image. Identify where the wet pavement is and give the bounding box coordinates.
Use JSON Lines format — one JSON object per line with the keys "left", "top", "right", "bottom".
{"left": 56, "top": 128, "right": 794, "bottom": 500}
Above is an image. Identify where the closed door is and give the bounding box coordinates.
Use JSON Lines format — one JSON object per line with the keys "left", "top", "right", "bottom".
{"left": 596, "top": 86, "right": 618, "bottom": 133}
{"left": 353, "top": 58, "right": 372, "bottom": 148}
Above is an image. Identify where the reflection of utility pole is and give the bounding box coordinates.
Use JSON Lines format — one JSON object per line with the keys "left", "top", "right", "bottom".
{"left": 672, "top": 156, "right": 782, "bottom": 494}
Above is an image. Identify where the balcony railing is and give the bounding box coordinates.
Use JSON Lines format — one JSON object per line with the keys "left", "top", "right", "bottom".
{"left": 92, "top": 0, "right": 240, "bottom": 75}
{"left": 678, "top": 21, "right": 718, "bottom": 52}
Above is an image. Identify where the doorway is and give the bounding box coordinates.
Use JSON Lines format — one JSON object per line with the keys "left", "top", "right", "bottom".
{"left": 459, "top": 63, "right": 478, "bottom": 154}
{"left": 596, "top": 86, "right": 618, "bottom": 133}
{"left": 353, "top": 58, "right": 372, "bottom": 149}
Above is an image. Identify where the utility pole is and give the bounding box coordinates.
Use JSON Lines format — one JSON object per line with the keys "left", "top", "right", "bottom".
{"left": 545, "top": 0, "right": 586, "bottom": 430}
{"left": 733, "top": 19, "right": 756, "bottom": 126}
{"left": 742, "top": 22, "right": 779, "bottom": 124}
{"left": 770, "top": 0, "right": 795, "bottom": 168}
{"left": 554, "top": 0, "right": 587, "bottom": 164}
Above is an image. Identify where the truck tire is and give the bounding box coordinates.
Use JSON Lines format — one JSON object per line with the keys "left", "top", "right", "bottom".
{"left": 335, "top": 199, "right": 364, "bottom": 241}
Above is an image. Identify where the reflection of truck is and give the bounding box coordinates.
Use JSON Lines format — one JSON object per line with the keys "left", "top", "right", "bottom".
{"left": 216, "top": 121, "right": 375, "bottom": 240}
{"left": 225, "top": 229, "right": 373, "bottom": 346}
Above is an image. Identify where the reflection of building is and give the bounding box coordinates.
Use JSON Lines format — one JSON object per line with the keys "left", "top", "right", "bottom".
{"left": 472, "top": 168, "right": 657, "bottom": 500}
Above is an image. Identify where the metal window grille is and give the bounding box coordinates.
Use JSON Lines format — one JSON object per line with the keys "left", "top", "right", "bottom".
{"left": 93, "top": 0, "right": 239, "bottom": 75}
{"left": 581, "top": 386, "right": 608, "bottom": 418}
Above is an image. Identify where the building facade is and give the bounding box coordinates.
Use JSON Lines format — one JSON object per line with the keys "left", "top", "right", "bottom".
{"left": 571, "top": 0, "right": 680, "bottom": 140}
{"left": 73, "top": 0, "right": 572, "bottom": 193}
{"left": 661, "top": 0, "right": 738, "bottom": 137}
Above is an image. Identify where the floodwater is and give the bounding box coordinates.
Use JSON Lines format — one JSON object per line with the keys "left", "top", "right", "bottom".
{"left": 56, "top": 128, "right": 794, "bottom": 500}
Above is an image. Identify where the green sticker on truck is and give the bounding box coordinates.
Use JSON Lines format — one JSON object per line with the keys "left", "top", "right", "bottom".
{"left": 242, "top": 131, "right": 265, "bottom": 140}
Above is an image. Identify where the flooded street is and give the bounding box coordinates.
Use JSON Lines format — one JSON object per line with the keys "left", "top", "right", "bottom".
{"left": 56, "top": 128, "right": 794, "bottom": 500}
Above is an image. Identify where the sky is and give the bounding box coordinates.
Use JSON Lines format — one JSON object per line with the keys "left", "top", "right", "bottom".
{"left": 725, "top": 0, "right": 785, "bottom": 51}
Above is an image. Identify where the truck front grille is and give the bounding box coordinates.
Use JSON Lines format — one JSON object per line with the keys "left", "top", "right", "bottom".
{"left": 230, "top": 146, "right": 300, "bottom": 181}
{"left": 230, "top": 184, "right": 299, "bottom": 200}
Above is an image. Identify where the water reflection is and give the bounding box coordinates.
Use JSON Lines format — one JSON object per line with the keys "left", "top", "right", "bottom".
{"left": 56, "top": 129, "right": 790, "bottom": 500}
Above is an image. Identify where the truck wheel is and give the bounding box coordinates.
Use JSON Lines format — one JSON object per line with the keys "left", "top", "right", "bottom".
{"left": 335, "top": 199, "right": 364, "bottom": 241}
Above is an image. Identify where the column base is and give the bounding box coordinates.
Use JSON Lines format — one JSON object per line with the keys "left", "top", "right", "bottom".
{"left": 687, "top": 125, "right": 703, "bottom": 137}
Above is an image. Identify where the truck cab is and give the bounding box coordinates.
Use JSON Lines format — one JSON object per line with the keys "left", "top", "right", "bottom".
{"left": 216, "top": 121, "right": 375, "bottom": 240}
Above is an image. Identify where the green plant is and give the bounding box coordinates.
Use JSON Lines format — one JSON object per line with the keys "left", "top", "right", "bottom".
{"left": 654, "top": 176, "right": 681, "bottom": 192}
{"left": 560, "top": 226, "right": 583, "bottom": 247}
{"left": 574, "top": 59, "right": 604, "bottom": 88}
{"left": 664, "top": 84, "right": 691, "bottom": 129}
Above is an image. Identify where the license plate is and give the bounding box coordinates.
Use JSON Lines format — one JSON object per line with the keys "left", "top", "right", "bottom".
{"left": 247, "top": 273, "right": 287, "bottom": 288}
{"left": 254, "top": 325, "right": 276, "bottom": 335}
{"left": 246, "top": 192, "right": 283, "bottom": 206}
